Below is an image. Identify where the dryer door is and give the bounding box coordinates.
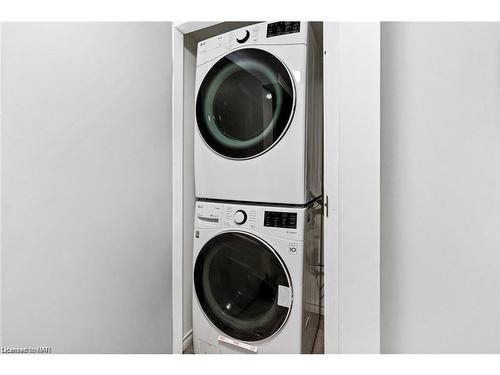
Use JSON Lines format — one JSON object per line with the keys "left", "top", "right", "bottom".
{"left": 196, "top": 48, "right": 295, "bottom": 159}
{"left": 194, "top": 231, "right": 292, "bottom": 342}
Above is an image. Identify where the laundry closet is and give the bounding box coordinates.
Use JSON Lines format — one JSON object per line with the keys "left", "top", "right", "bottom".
{"left": 172, "top": 21, "right": 380, "bottom": 354}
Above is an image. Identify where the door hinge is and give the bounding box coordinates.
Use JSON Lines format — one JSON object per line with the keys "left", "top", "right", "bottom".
{"left": 324, "top": 195, "right": 329, "bottom": 217}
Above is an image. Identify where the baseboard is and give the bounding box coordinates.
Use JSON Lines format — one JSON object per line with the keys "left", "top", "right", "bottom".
{"left": 183, "top": 329, "right": 193, "bottom": 352}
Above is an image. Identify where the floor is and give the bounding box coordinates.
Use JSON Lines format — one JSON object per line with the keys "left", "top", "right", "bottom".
{"left": 184, "top": 342, "right": 194, "bottom": 354}
{"left": 183, "top": 315, "right": 324, "bottom": 354}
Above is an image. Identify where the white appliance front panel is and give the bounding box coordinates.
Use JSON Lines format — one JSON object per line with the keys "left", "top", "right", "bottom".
{"left": 192, "top": 220, "right": 305, "bottom": 354}
{"left": 194, "top": 44, "right": 309, "bottom": 205}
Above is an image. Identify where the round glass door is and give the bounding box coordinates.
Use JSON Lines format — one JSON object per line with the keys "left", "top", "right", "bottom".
{"left": 194, "top": 231, "right": 292, "bottom": 342}
{"left": 196, "top": 48, "right": 295, "bottom": 159}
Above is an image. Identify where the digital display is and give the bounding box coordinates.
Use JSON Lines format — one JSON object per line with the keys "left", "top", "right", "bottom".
{"left": 264, "top": 211, "right": 297, "bottom": 229}
{"left": 266, "top": 22, "right": 301, "bottom": 38}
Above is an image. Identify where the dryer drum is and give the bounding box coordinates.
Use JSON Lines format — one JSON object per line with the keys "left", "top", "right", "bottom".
{"left": 196, "top": 48, "right": 295, "bottom": 159}
{"left": 194, "top": 231, "right": 292, "bottom": 342}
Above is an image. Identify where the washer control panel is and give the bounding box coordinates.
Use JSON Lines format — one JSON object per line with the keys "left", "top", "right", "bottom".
{"left": 195, "top": 201, "right": 307, "bottom": 241}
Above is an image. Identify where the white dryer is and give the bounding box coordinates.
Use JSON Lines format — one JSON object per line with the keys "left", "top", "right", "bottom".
{"left": 194, "top": 21, "right": 323, "bottom": 205}
{"left": 192, "top": 199, "right": 322, "bottom": 354}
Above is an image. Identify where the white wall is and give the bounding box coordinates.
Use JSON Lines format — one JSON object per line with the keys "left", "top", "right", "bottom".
{"left": 381, "top": 23, "right": 500, "bottom": 353}
{"left": 1, "top": 22, "right": 173, "bottom": 353}
{"left": 324, "top": 23, "right": 380, "bottom": 354}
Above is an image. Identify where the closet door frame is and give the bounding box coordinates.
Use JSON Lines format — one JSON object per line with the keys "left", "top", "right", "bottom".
{"left": 323, "top": 22, "right": 381, "bottom": 354}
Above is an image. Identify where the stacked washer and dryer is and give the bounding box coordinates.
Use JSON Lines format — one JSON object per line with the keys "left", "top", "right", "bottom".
{"left": 192, "top": 21, "right": 323, "bottom": 354}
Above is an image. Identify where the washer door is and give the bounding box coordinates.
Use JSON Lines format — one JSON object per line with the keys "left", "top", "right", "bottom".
{"left": 194, "top": 231, "right": 292, "bottom": 342}
{"left": 196, "top": 48, "right": 295, "bottom": 159}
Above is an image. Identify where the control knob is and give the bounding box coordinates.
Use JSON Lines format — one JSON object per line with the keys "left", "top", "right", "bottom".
{"left": 236, "top": 29, "right": 250, "bottom": 44}
{"left": 233, "top": 210, "right": 247, "bottom": 225}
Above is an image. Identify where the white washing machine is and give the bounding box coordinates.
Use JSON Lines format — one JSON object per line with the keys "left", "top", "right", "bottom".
{"left": 194, "top": 21, "right": 323, "bottom": 205}
{"left": 192, "top": 199, "right": 322, "bottom": 354}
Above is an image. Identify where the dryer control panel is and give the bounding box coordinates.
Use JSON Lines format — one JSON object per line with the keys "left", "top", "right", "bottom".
{"left": 196, "top": 21, "right": 308, "bottom": 67}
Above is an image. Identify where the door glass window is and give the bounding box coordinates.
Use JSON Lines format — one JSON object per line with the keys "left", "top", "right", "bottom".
{"left": 194, "top": 232, "right": 291, "bottom": 342}
{"left": 196, "top": 48, "right": 294, "bottom": 159}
